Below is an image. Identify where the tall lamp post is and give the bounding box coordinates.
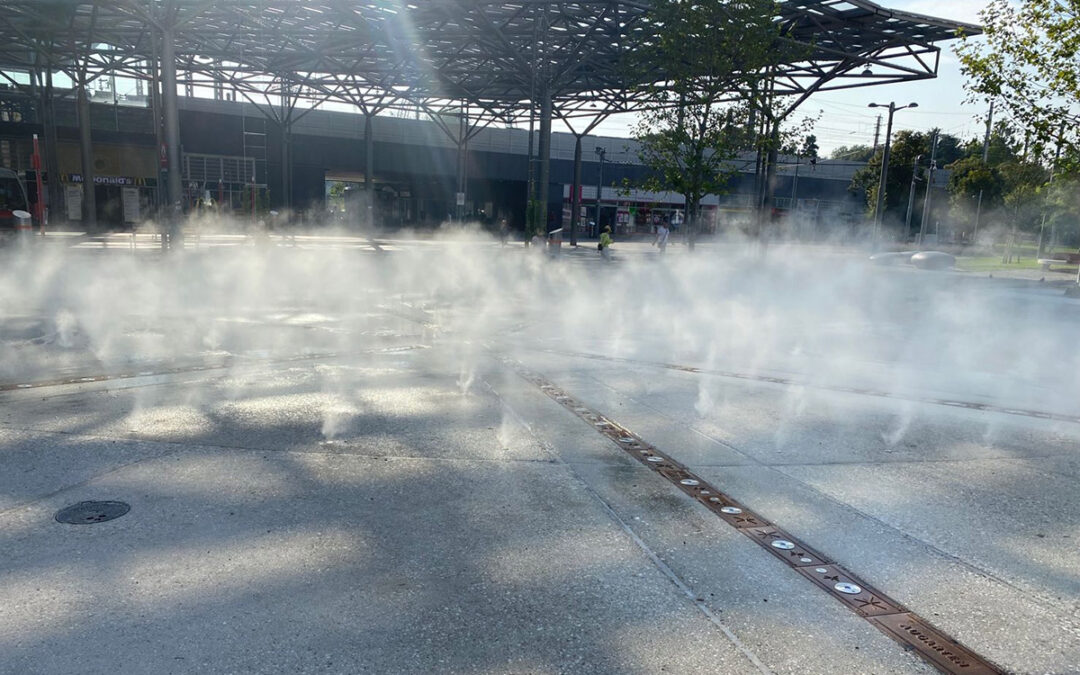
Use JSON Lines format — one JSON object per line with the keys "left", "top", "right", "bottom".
{"left": 868, "top": 101, "right": 918, "bottom": 245}
{"left": 594, "top": 146, "right": 606, "bottom": 236}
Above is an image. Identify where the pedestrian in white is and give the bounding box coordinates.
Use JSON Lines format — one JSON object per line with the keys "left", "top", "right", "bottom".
{"left": 653, "top": 222, "right": 669, "bottom": 254}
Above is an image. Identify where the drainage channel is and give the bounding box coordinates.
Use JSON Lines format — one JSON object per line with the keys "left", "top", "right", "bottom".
{"left": 537, "top": 347, "right": 1080, "bottom": 427}
{"left": 0, "top": 344, "right": 429, "bottom": 393}
{"left": 501, "top": 355, "right": 1003, "bottom": 675}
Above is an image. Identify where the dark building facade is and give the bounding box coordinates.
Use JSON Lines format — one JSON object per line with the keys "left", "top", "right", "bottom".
{"left": 0, "top": 87, "right": 865, "bottom": 235}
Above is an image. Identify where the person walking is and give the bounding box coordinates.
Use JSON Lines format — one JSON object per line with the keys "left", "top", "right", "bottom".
{"left": 653, "top": 221, "right": 669, "bottom": 254}
{"left": 498, "top": 218, "right": 509, "bottom": 246}
{"left": 599, "top": 225, "right": 613, "bottom": 261}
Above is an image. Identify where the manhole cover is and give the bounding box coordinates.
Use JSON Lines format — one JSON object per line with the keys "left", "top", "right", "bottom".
{"left": 55, "top": 501, "right": 130, "bottom": 524}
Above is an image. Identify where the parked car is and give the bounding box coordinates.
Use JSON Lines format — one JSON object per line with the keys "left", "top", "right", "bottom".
{"left": 0, "top": 167, "right": 31, "bottom": 241}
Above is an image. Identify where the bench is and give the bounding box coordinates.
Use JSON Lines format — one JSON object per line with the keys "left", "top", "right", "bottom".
{"left": 1038, "top": 252, "right": 1080, "bottom": 270}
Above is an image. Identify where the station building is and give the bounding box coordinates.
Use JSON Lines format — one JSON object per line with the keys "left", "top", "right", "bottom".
{"left": 0, "top": 84, "right": 866, "bottom": 237}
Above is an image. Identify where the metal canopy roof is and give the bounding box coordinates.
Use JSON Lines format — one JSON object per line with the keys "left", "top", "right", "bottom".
{"left": 0, "top": 1, "right": 979, "bottom": 122}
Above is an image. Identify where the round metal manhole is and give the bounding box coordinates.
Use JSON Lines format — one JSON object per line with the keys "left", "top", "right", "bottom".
{"left": 55, "top": 501, "right": 130, "bottom": 525}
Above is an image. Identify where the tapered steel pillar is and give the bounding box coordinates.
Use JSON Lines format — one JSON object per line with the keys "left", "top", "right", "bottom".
{"left": 76, "top": 83, "right": 97, "bottom": 228}
{"left": 281, "top": 121, "right": 292, "bottom": 211}
{"left": 161, "top": 23, "right": 184, "bottom": 247}
{"left": 570, "top": 135, "right": 582, "bottom": 246}
{"left": 364, "top": 113, "right": 374, "bottom": 227}
{"left": 455, "top": 112, "right": 467, "bottom": 221}
{"left": 43, "top": 69, "right": 62, "bottom": 223}
{"left": 536, "top": 92, "right": 552, "bottom": 235}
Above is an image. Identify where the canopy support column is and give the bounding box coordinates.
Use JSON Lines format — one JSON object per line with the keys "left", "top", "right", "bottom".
{"left": 536, "top": 91, "right": 552, "bottom": 236}
{"left": 76, "top": 83, "right": 96, "bottom": 229}
{"left": 161, "top": 21, "right": 184, "bottom": 248}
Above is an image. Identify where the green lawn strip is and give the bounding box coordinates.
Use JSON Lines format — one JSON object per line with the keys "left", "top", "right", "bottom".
{"left": 957, "top": 256, "right": 1078, "bottom": 273}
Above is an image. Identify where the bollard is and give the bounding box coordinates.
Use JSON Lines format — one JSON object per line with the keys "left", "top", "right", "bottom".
{"left": 12, "top": 210, "right": 32, "bottom": 243}
{"left": 547, "top": 227, "right": 563, "bottom": 256}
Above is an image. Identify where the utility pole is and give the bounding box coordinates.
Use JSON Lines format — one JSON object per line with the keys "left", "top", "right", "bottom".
{"left": 905, "top": 154, "right": 922, "bottom": 238}
{"left": 972, "top": 100, "right": 994, "bottom": 245}
{"left": 918, "top": 131, "right": 940, "bottom": 247}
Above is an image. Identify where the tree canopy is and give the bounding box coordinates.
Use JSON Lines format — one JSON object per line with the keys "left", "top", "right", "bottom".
{"left": 850, "top": 130, "right": 964, "bottom": 232}
{"left": 627, "top": 0, "right": 799, "bottom": 246}
{"left": 957, "top": 0, "right": 1079, "bottom": 164}
{"left": 829, "top": 144, "right": 875, "bottom": 162}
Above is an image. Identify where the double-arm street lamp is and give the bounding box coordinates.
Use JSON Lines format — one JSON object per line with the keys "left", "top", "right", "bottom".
{"left": 868, "top": 101, "right": 918, "bottom": 243}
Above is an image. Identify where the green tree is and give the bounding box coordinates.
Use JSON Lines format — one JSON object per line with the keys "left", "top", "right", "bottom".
{"left": 327, "top": 181, "right": 348, "bottom": 212}
{"left": 957, "top": 122, "right": 1023, "bottom": 165}
{"left": 627, "top": 0, "right": 795, "bottom": 248}
{"left": 829, "top": 144, "right": 875, "bottom": 162}
{"left": 1001, "top": 160, "right": 1052, "bottom": 235}
{"left": 945, "top": 156, "right": 1005, "bottom": 233}
{"left": 957, "top": 0, "right": 1079, "bottom": 164}
{"left": 850, "top": 130, "right": 963, "bottom": 232}
{"left": 1044, "top": 176, "right": 1080, "bottom": 248}
{"left": 781, "top": 133, "right": 819, "bottom": 159}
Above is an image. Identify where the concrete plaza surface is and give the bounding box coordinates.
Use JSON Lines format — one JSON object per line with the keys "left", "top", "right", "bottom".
{"left": 0, "top": 237, "right": 1078, "bottom": 674}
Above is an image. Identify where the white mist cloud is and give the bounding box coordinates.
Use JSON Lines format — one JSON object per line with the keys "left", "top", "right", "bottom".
{"left": 2, "top": 217, "right": 1076, "bottom": 448}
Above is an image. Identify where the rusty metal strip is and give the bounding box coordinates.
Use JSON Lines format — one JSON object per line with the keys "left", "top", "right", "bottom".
{"left": 536, "top": 347, "right": 1080, "bottom": 427}
{"left": 0, "top": 344, "right": 429, "bottom": 393}
{"left": 504, "top": 356, "right": 1004, "bottom": 675}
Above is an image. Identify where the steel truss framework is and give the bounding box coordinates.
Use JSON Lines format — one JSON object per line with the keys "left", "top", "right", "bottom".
{"left": 0, "top": 0, "right": 978, "bottom": 124}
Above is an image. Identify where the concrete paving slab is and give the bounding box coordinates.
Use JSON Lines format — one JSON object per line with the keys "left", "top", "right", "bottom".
{"left": 506, "top": 350, "right": 1080, "bottom": 673}
{"left": 779, "top": 457, "right": 1080, "bottom": 613}
{"left": 0, "top": 428, "right": 179, "bottom": 513}
{"left": 0, "top": 354, "right": 771, "bottom": 675}
{"left": 0, "top": 353, "right": 543, "bottom": 464}
{"left": 524, "top": 351, "right": 1080, "bottom": 467}
{"left": 487, "top": 361, "right": 932, "bottom": 674}
{"left": 701, "top": 464, "right": 1080, "bottom": 674}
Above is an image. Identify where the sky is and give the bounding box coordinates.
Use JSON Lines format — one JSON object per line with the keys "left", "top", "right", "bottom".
{"left": 587, "top": 0, "right": 994, "bottom": 157}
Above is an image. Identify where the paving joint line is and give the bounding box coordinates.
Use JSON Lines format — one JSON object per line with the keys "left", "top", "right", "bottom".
{"left": 538, "top": 346, "right": 1080, "bottom": 427}
{"left": 0, "top": 344, "right": 430, "bottom": 394}
{"left": 497, "top": 354, "right": 1005, "bottom": 675}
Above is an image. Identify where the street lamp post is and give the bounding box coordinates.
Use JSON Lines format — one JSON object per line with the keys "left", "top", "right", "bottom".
{"left": 594, "top": 146, "right": 606, "bottom": 237}
{"left": 868, "top": 101, "right": 918, "bottom": 245}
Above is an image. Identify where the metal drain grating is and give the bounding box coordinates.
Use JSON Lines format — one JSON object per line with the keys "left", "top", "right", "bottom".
{"left": 55, "top": 501, "right": 130, "bottom": 524}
